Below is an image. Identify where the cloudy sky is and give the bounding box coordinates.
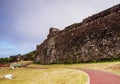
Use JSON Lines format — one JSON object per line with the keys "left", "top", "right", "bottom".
{"left": 0, "top": 0, "right": 120, "bottom": 57}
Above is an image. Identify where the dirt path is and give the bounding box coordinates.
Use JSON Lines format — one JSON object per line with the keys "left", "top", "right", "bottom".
{"left": 83, "top": 69, "right": 120, "bottom": 84}
{"left": 21, "top": 62, "right": 48, "bottom": 69}
{"left": 22, "top": 62, "right": 33, "bottom": 67}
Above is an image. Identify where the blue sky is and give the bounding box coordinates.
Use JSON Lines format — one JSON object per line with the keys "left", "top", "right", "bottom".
{"left": 0, "top": 0, "right": 120, "bottom": 57}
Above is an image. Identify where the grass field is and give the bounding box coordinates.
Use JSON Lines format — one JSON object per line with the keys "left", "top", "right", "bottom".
{"left": 28, "top": 61, "right": 120, "bottom": 75}
{"left": 0, "top": 67, "right": 88, "bottom": 84}
{"left": 0, "top": 61, "right": 120, "bottom": 84}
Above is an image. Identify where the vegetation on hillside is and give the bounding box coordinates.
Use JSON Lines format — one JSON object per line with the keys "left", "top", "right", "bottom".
{"left": 23, "top": 50, "right": 35, "bottom": 61}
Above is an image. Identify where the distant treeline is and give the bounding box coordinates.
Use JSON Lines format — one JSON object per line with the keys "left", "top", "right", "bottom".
{"left": 0, "top": 57, "right": 11, "bottom": 64}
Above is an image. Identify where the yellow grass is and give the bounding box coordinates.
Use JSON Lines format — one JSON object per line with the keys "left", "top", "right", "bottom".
{"left": 0, "top": 68, "right": 88, "bottom": 84}
{"left": 0, "top": 61, "right": 120, "bottom": 84}
{"left": 28, "top": 61, "right": 120, "bottom": 75}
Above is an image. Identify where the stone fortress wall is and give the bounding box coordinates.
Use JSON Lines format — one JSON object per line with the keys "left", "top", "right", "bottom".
{"left": 35, "top": 4, "right": 120, "bottom": 64}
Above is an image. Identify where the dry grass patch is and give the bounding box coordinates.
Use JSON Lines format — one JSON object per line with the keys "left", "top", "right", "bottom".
{"left": 28, "top": 61, "right": 120, "bottom": 75}
{"left": 0, "top": 68, "right": 88, "bottom": 84}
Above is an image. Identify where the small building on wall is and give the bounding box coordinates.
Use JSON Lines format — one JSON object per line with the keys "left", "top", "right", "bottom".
{"left": 10, "top": 54, "right": 23, "bottom": 62}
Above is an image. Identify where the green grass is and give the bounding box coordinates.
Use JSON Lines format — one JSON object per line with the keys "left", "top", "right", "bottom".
{"left": 0, "top": 68, "right": 88, "bottom": 84}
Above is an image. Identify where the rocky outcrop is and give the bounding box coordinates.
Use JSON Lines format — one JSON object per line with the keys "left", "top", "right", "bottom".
{"left": 35, "top": 4, "right": 120, "bottom": 64}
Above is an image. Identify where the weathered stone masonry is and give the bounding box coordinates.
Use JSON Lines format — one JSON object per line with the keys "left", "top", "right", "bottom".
{"left": 35, "top": 4, "right": 120, "bottom": 64}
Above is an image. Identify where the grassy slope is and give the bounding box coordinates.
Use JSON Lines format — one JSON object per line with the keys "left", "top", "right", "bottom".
{"left": 0, "top": 68, "right": 88, "bottom": 84}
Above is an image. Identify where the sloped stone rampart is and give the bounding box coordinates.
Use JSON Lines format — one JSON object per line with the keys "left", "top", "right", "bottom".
{"left": 35, "top": 4, "right": 120, "bottom": 64}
